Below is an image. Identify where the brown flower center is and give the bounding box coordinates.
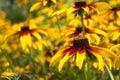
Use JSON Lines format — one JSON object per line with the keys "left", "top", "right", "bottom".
{"left": 74, "top": 1, "right": 86, "bottom": 8}
{"left": 21, "top": 26, "right": 30, "bottom": 32}
{"left": 73, "top": 38, "right": 89, "bottom": 48}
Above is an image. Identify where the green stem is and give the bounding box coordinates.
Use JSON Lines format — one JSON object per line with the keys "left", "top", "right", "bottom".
{"left": 104, "top": 61, "right": 114, "bottom": 80}
{"left": 0, "top": 47, "right": 14, "bottom": 72}
{"left": 84, "top": 66, "right": 88, "bottom": 80}
{"left": 83, "top": 56, "right": 91, "bottom": 80}
{"left": 87, "top": 57, "right": 91, "bottom": 80}
{"left": 81, "top": 15, "right": 85, "bottom": 37}
{"left": 56, "top": 16, "right": 62, "bottom": 36}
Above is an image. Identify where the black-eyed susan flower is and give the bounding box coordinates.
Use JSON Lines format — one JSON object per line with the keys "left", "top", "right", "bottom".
{"left": 5, "top": 21, "right": 47, "bottom": 52}
{"left": 50, "top": 37, "right": 114, "bottom": 72}
{"left": 61, "top": 26, "right": 106, "bottom": 45}
{"left": 30, "top": 0, "right": 56, "bottom": 12}
{"left": 52, "top": 1, "right": 111, "bottom": 16}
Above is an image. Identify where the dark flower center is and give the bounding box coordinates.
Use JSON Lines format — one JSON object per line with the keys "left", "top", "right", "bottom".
{"left": 74, "top": 1, "right": 86, "bottom": 8}
{"left": 21, "top": 26, "right": 30, "bottom": 32}
{"left": 76, "top": 26, "right": 82, "bottom": 32}
{"left": 111, "top": 7, "right": 120, "bottom": 11}
{"left": 73, "top": 38, "right": 89, "bottom": 48}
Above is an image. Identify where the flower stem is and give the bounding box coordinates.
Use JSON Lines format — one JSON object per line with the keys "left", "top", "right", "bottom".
{"left": 79, "top": 9, "right": 85, "bottom": 37}
{"left": 83, "top": 56, "right": 91, "bottom": 80}
{"left": 104, "top": 61, "right": 114, "bottom": 80}
{"left": 81, "top": 15, "right": 85, "bottom": 37}
{"left": 0, "top": 47, "right": 14, "bottom": 72}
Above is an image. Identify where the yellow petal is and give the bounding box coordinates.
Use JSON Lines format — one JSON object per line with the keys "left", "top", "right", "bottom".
{"left": 20, "top": 36, "right": 27, "bottom": 50}
{"left": 32, "top": 32, "right": 41, "bottom": 40}
{"left": 94, "top": 29, "right": 106, "bottom": 35}
{"left": 76, "top": 51, "right": 86, "bottom": 69}
{"left": 50, "top": 50, "right": 63, "bottom": 66}
{"left": 93, "top": 2, "right": 111, "bottom": 10}
{"left": 110, "top": 44, "right": 120, "bottom": 51}
{"left": 82, "top": 6, "right": 89, "bottom": 13}
{"left": 117, "top": 11, "right": 120, "bottom": 17}
{"left": 67, "top": 7, "right": 76, "bottom": 16}
{"left": 52, "top": 0, "right": 57, "bottom": 3}
{"left": 37, "top": 43, "right": 43, "bottom": 50}
{"left": 112, "top": 31, "right": 119, "bottom": 41}
{"left": 92, "top": 53, "right": 104, "bottom": 71}
{"left": 38, "top": 29, "right": 48, "bottom": 36}
{"left": 91, "top": 34, "right": 100, "bottom": 44}
{"left": 51, "top": 9, "right": 67, "bottom": 16}
{"left": 43, "top": 0, "right": 48, "bottom": 6}
{"left": 30, "top": 2, "right": 42, "bottom": 12}
{"left": 58, "top": 53, "right": 72, "bottom": 72}
{"left": 26, "top": 34, "right": 32, "bottom": 48}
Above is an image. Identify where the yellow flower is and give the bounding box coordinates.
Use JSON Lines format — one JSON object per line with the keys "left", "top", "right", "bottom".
{"left": 61, "top": 26, "right": 106, "bottom": 45}
{"left": 109, "top": 0, "right": 120, "bottom": 6}
{"left": 30, "top": 0, "right": 57, "bottom": 12}
{"left": 17, "top": 0, "right": 29, "bottom": 7}
{"left": 52, "top": 1, "right": 111, "bottom": 16}
{"left": 5, "top": 21, "right": 47, "bottom": 52}
{"left": 50, "top": 38, "right": 114, "bottom": 72}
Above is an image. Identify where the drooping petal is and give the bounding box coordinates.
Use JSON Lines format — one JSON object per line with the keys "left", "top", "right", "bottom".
{"left": 92, "top": 2, "right": 111, "bottom": 11}
{"left": 26, "top": 34, "right": 32, "bottom": 48}
{"left": 67, "top": 7, "right": 76, "bottom": 16}
{"left": 52, "top": 0, "right": 57, "bottom": 4}
{"left": 32, "top": 32, "right": 41, "bottom": 40}
{"left": 82, "top": 6, "right": 89, "bottom": 13}
{"left": 116, "top": 11, "right": 120, "bottom": 17}
{"left": 92, "top": 53, "right": 104, "bottom": 71}
{"left": 112, "top": 31, "right": 120, "bottom": 41}
{"left": 37, "top": 29, "right": 48, "bottom": 36}
{"left": 50, "top": 50, "right": 63, "bottom": 66}
{"left": 110, "top": 44, "right": 120, "bottom": 51}
{"left": 43, "top": 0, "right": 48, "bottom": 6}
{"left": 20, "top": 36, "right": 27, "bottom": 50}
{"left": 58, "top": 53, "right": 73, "bottom": 72}
{"left": 30, "top": 2, "right": 42, "bottom": 12}
{"left": 76, "top": 50, "right": 86, "bottom": 69}
{"left": 51, "top": 9, "right": 67, "bottom": 16}
{"left": 94, "top": 28, "right": 107, "bottom": 36}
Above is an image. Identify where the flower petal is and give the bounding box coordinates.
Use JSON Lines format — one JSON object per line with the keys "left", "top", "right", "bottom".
{"left": 76, "top": 50, "right": 86, "bottom": 69}
{"left": 67, "top": 7, "right": 76, "bottom": 16}
{"left": 52, "top": 0, "right": 57, "bottom": 4}
{"left": 92, "top": 53, "right": 104, "bottom": 71}
{"left": 50, "top": 50, "right": 63, "bottom": 66}
{"left": 51, "top": 9, "right": 67, "bottom": 16}
{"left": 32, "top": 32, "right": 41, "bottom": 40}
{"left": 58, "top": 53, "right": 72, "bottom": 72}
{"left": 30, "top": 2, "right": 42, "bottom": 12}
{"left": 112, "top": 31, "right": 120, "bottom": 41}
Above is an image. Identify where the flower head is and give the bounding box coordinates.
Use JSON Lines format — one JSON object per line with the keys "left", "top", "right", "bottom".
{"left": 52, "top": 1, "right": 111, "bottom": 17}
{"left": 30, "top": 0, "right": 57, "bottom": 12}
{"left": 5, "top": 21, "right": 48, "bottom": 52}
{"left": 50, "top": 37, "right": 114, "bottom": 72}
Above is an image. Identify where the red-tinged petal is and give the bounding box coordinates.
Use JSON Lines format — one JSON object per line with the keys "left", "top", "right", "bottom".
{"left": 76, "top": 50, "right": 86, "bottom": 69}
{"left": 58, "top": 53, "right": 73, "bottom": 72}
{"left": 68, "top": 48, "right": 77, "bottom": 56}
{"left": 62, "top": 47, "right": 73, "bottom": 54}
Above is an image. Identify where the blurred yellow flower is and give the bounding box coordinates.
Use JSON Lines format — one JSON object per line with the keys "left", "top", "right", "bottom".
{"left": 52, "top": 1, "right": 111, "bottom": 16}
{"left": 30, "top": 0, "right": 57, "bottom": 12}
{"left": 5, "top": 21, "right": 48, "bottom": 52}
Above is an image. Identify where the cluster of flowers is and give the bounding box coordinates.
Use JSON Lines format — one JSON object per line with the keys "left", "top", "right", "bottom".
{"left": 0, "top": 0, "right": 120, "bottom": 79}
